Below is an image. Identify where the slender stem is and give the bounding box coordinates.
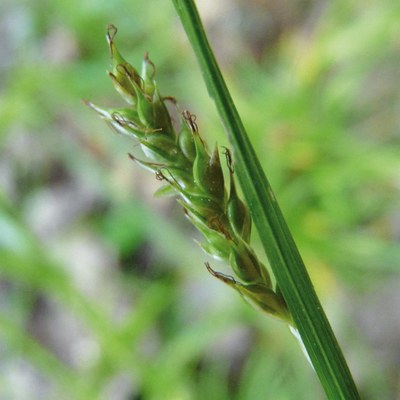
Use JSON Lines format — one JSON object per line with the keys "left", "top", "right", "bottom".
{"left": 171, "top": 1, "right": 361, "bottom": 398}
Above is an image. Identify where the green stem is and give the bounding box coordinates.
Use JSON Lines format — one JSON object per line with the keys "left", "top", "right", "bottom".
{"left": 171, "top": 1, "right": 361, "bottom": 398}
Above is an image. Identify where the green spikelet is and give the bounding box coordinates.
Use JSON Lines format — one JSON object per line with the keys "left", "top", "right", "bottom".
{"left": 87, "top": 25, "right": 291, "bottom": 323}
{"left": 225, "top": 152, "right": 251, "bottom": 243}
{"left": 178, "top": 116, "right": 196, "bottom": 162}
{"left": 106, "top": 25, "right": 141, "bottom": 106}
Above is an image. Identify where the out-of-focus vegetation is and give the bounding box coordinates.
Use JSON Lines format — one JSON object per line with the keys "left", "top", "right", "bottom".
{"left": 0, "top": 0, "right": 399, "bottom": 399}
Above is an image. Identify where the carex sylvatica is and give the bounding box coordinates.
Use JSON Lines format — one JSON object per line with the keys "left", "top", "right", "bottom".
{"left": 87, "top": 25, "right": 291, "bottom": 323}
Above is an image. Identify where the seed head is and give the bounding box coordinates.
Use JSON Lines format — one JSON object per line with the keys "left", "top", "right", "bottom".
{"left": 87, "top": 25, "right": 291, "bottom": 323}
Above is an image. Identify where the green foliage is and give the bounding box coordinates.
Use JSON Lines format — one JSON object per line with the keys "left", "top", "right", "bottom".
{"left": 171, "top": 1, "right": 360, "bottom": 397}
{"left": 0, "top": 0, "right": 399, "bottom": 398}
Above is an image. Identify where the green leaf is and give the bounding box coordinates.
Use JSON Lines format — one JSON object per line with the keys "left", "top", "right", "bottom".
{"left": 171, "top": 1, "right": 361, "bottom": 399}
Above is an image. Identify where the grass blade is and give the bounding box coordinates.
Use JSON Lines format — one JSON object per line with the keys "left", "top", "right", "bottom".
{"left": 171, "top": 1, "right": 361, "bottom": 398}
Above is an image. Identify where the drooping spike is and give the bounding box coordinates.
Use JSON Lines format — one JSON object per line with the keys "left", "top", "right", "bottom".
{"left": 87, "top": 25, "right": 287, "bottom": 325}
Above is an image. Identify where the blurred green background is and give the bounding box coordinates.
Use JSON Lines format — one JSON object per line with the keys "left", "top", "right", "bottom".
{"left": 1, "top": 0, "right": 399, "bottom": 399}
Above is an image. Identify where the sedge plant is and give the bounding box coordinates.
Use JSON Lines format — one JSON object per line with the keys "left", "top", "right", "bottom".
{"left": 87, "top": 25, "right": 291, "bottom": 324}
{"left": 87, "top": 6, "right": 360, "bottom": 396}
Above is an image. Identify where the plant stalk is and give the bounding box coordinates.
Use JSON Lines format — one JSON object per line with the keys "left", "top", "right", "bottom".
{"left": 171, "top": 1, "right": 361, "bottom": 398}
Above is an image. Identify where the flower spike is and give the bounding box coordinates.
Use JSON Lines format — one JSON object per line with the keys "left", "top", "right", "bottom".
{"left": 87, "top": 26, "right": 291, "bottom": 323}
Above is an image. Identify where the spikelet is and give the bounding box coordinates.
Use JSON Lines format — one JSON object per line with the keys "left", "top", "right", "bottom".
{"left": 87, "top": 25, "right": 291, "bottom": 323}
